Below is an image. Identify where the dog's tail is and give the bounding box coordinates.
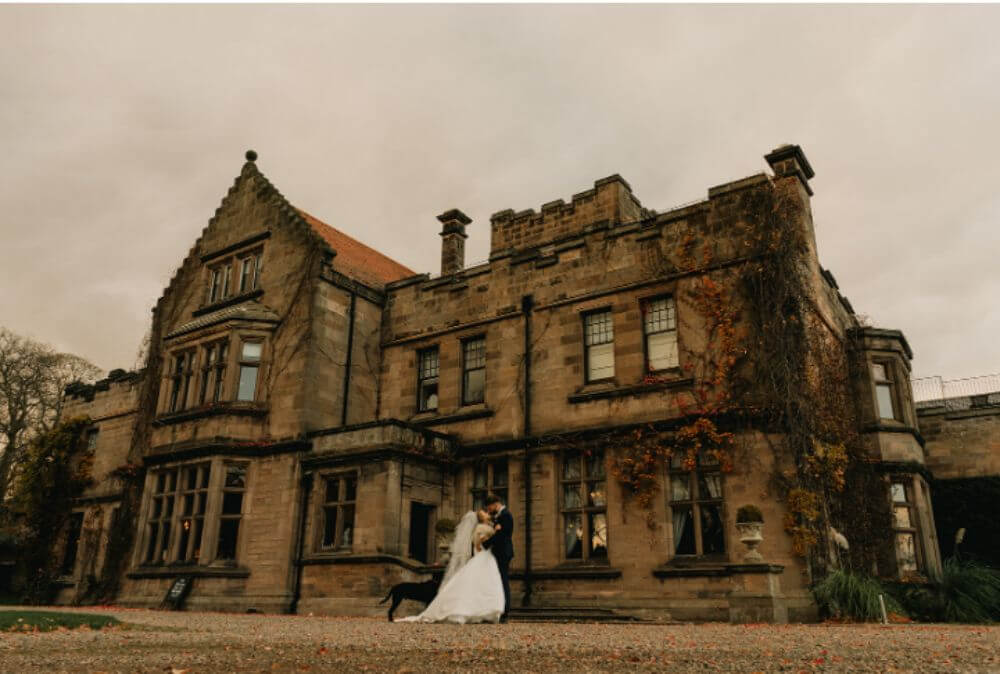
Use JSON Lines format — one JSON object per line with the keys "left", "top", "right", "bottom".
{"left": 378, "top": 589, "right": 392, "bottom": 605}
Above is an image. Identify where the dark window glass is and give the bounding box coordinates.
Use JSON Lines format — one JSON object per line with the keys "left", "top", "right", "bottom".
{"left": 216, "top": 519, "right": 240, "bottom": 560}
{"left": 462, "top": 337, "right": 486, "bottom": 405}
{"left": 60, "top": 512, "right": 84, "bottom": 575}
{"left": 668, "top": 456, "right": 725, "bottom": 557}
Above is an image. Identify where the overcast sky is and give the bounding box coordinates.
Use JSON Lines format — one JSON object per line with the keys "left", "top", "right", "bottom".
{"left": 1, "top": 4, "right": 998, "bottom": 382}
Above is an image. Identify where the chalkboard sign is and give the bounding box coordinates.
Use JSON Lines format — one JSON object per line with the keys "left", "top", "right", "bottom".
{"left": 161, "top": 576, "right": 194, "bottom": 611}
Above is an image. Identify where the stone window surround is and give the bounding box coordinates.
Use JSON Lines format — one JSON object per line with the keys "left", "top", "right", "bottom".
{"left": 460, "top": 334, "right": 487, "bottom": 407}
{"left": 470, "top": 458, "right": 508, "bottom": 512}
{"left": 871, "top": 358, "right": 902, "bottom": 423}
{"left": 890, "top": 474, "right": 926, "bottom": 577}
{"left": 131, "top": 456, "right": 253, "bottom": 571}
{"left": 560, "top": 449, "right": 609, "bottom": 563}
{"left": 314, "top": 469, "right": 359, "bottom": 554}
{"left": 582, "top": 307, "right": 616, "bottom": 384}
{"left": 865, "top": 352, "right": 916, "bottom": 428}
{"left": 158, "top": 330, "right": 270, "bottom": 417}
{"left": 640, "top": 293, "right": 681, "bottom": 374}
{"left": 666, "top": 454, "right": 727, "bottom": 561}
{"left": 416, "top": 345, "right": 440, "bottom": 413}
{"left": 204, "top": 244, "right": 264, "bottom": 307}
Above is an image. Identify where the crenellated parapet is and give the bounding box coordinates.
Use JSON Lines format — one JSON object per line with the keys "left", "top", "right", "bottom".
{"left": 488, "top": 174, "right": 651, "bottom": 257}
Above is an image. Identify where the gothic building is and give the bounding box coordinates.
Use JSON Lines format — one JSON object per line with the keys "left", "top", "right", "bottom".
{"left": 56, "top": 145, "right": 941, "bottom": 622}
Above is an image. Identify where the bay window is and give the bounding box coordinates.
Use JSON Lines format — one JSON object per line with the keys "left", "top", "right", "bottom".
{"left": 872, "top": 362, "right": 899, "bottom": 421}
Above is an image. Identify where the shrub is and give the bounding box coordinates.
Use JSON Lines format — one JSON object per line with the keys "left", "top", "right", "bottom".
{"left": 891, "top": 557, "right": 1000, "bottom": 623}
{"left": 736, "top": 505, "right": 764, "bottom": 523}
{"left": 812, "top": 569, "right": 901, "bottom": 621}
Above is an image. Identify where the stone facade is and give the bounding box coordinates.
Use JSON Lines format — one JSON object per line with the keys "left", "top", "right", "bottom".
{"left": 54, "top": 146, "right": 941, "bottom": 622}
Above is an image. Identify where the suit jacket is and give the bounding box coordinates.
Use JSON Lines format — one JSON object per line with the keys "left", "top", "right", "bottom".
{"left": 484, "top": 507, "right": 514, "bottom": 563}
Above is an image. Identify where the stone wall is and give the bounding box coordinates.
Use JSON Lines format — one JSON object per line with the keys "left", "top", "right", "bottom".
{"left": 920, "top": 399, "right": 1000, "bottom": 479}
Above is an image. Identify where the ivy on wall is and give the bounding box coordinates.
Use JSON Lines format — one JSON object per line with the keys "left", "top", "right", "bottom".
{"left": 8, "top": 416, "right": 94, "bottom": 604}
{"left": 609, "top": 179, "right": 891, "bottom": 578}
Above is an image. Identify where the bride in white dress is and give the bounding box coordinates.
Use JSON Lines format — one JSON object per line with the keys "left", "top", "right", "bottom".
{"left": 396, "top": 510, "right": 506, "bottom": 623}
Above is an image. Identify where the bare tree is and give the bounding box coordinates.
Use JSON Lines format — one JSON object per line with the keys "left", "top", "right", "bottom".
{"left": 0, "top": 328, "right": 102, "bottom": 498}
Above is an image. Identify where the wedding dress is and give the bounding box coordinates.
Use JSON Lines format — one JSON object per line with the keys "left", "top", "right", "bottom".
{"left": 396, "top": 512, "right": 505, "bottom": 623}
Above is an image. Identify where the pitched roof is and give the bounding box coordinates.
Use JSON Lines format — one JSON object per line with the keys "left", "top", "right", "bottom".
{"left": 296, "top": 209, "right": 415, "bottom": 288}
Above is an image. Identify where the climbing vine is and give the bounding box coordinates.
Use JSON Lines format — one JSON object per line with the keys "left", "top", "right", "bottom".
{"left": 9, "top": 416, "right": 94, "bottom": 604}
{"left": 609, "top": 178, "right": 887, "bottom": 577}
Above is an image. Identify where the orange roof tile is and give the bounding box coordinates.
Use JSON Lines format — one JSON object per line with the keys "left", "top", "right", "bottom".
{"left": 296, "top": 209, "right": 415, "bottom": 288}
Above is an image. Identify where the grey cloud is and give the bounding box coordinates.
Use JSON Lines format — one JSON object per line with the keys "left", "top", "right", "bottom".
{"left": 1, "top": 5, "right": 997, "bottom": 379}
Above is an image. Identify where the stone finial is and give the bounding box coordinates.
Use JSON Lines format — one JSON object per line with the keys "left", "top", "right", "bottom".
{"left": 245, "top": 149, "right": 258, "bottom": 162}
{"left": 437, "top": 209, "right": 471, "bottom": 276}
{"left": 765, "top": 144, "right": 814, "bottom": 195}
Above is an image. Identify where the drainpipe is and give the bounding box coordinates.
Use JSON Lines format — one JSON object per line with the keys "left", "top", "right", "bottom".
{"left": 289, "top": 470, "right": 313, "bottom": 614}
{"left": 521, "top": 294, "right": 534, "bottom": 606}
{"left": 340, "top": 291, "right": 357, "bottom": 427}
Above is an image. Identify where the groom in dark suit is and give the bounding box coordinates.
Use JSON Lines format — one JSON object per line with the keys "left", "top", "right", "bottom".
{"left": 482, "top": 493, "right": 513, "bottom": 622}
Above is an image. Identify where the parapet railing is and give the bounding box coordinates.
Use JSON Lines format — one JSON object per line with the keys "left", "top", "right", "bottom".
{"left": 912, "top": 374, "right": 1000, "bottom": 410}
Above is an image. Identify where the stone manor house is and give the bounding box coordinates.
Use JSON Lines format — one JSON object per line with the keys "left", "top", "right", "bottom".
{"left": 55, "top": 146, "right": 942, "bottom": 622}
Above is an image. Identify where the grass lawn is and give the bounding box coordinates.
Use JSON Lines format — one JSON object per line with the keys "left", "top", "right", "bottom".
{"left": 0, "top": 610, "right": 120, "bottom": 632}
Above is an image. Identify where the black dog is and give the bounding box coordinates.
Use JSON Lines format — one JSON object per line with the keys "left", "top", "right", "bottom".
{"left": 378, "top": 579, "right": 440, "bottom": 621}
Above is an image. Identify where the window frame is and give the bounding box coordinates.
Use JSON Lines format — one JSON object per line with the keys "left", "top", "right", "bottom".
{"left": 238, "top": 250, "right": 263, "bottom": 294}
{"left": 471, "top": 459, "right": 508, "bottom": 511}
{"left": 460, "top": 335, "right": 486, "bottom": 406}
{"left": 560, "top": 449, "right": 609, "bottom": 563}
{"left": 667, "top": 454, "right": 726, "bottom": 559}
{"left": 138, "top": 460, "right": 256, "bottom": 568}
{"left": 582, "top": 308, "right": 616, "bottom": 384}
{"left": 641, "top": 295, "right": 680, "bottom": 374}
{"left": 198, "top": 339, "right": 230, "bottom": 405}
{"left": 416, "top": 346, "right": 440, "bottom": 413}
{"left": 890, "top": 477, "right": 925, "bottom": 576}
{"left": 317, "top": 471, "right": 358, "bottom": 553}
{"left": 208, "top": 267, "right": 223, "bottom": 303}
{"left": 175, "top": 462, "right": 212, "bottom": 564}
{"left": 216, "top": 463, "right": 247, "bottom": 562}
{"left": 168, "top": 351, "right": 196, "bottom": 413}
{"left": 236, "top": 340, "right": 262, "bottom": 402}
{"left": 144, "top": 468, "right": 179, "bottom": 565}
{"left": 871, "top": 360, "right": 901, "bottom": 422}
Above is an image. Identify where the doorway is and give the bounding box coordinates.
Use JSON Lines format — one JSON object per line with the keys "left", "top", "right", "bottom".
{"left": 408, "top": 502, "right": 435, "bottom": 563}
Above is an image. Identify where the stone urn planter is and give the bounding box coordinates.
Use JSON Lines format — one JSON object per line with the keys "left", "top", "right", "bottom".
{"left": 435, "top": 518, "right": 457, "bottom": 565}
{"left": 735, "top": 505, "right": 765, "bottom": 563}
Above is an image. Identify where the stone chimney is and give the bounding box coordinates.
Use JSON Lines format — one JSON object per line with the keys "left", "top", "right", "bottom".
{"left": 437, "top": 209, "right": 471, "bottom": 276}
{"left": 765, "top": 144, "right": 815, "bottom": 195}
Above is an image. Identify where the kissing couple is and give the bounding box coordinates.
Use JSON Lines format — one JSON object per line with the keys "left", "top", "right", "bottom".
{"left": 397, "top": 494, "right": 513, "bottom": 624}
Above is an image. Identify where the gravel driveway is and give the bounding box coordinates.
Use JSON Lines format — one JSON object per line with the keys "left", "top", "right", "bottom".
{"left": 1, "top": 606, "right": 997, "bottom": 673}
